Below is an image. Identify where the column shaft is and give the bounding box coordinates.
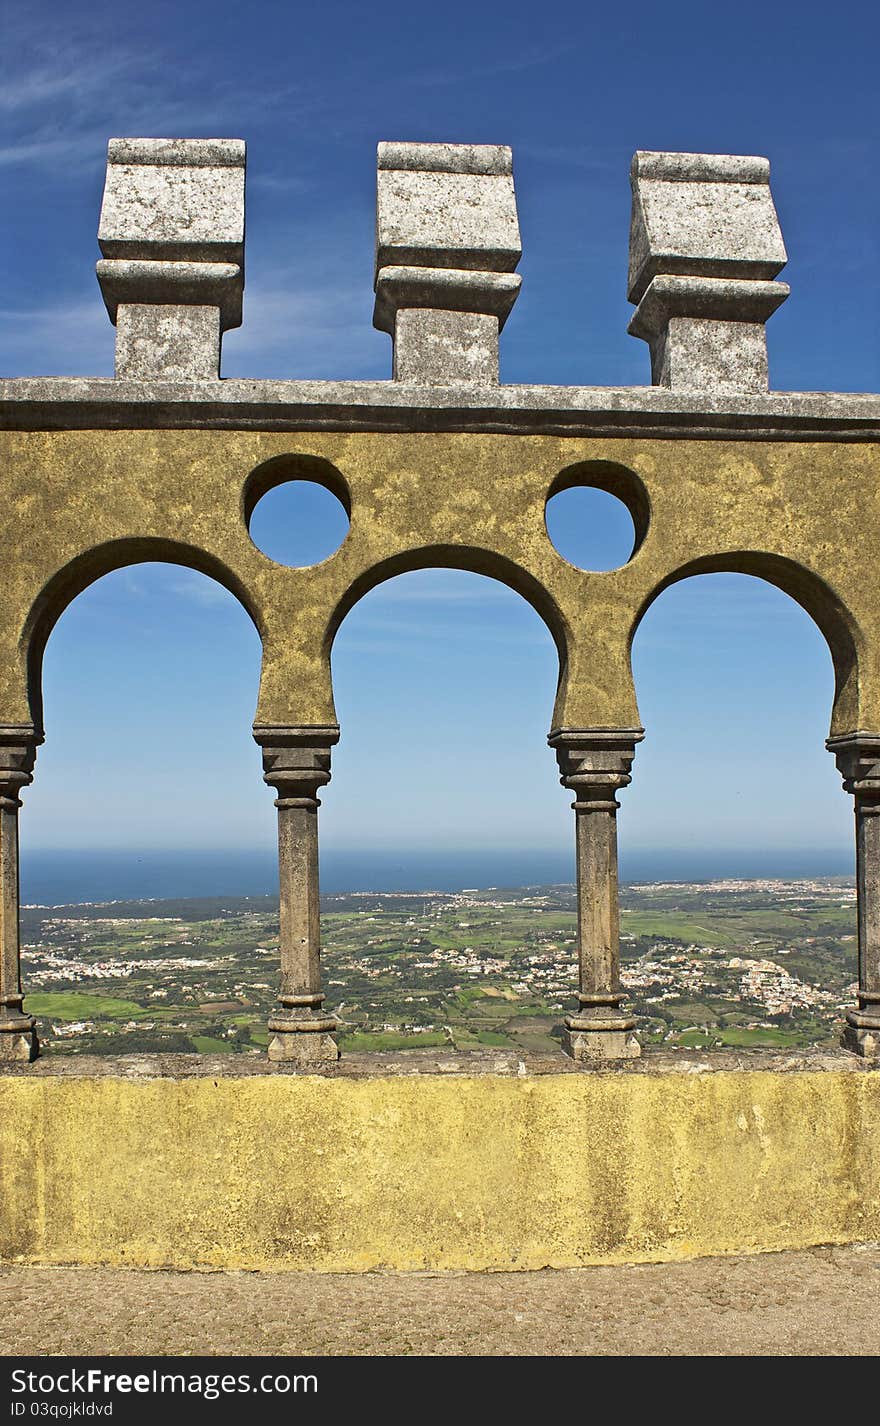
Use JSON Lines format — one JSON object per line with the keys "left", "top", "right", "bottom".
{"left": 255, "top": 727, "right": 340, "bottom": 1064}
{"left": 549, "top": 730, "right": 642, "bottom": 1062}
{"left": 827, "top": 733, "right": 880, "bottom": 1057}
{"left": 0, "top": 732, "right": 39, "bottom": 1063}
{"left": 276, "top": 795, "right": 323, "bottom": 1005}
{"left": 574, "top": 798, "right": 622, "bottom": 1006}
{"left": 846, "top": 795, "right": 880, "bottom": 1053}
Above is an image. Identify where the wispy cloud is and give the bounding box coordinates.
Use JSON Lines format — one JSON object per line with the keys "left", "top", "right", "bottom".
{"left": 633, "top": 573, "right": 836, "bottom": 661}
{"left": 0, "top": 46, "right": 149, "bottom": 117}
{"left": 0, "top": 192, "right": 384, "bottom": 376}
{"left": 0, "top": 17, "right": 162, "bottom": 170}
{"left": 165, "top": 573, "right": 236, "bottom": 608}
{"left": 0, "top": 297, "right": 113, "bottom": 378}
{"left": 342, "top": 614, "right": 547, "bottom": 641}
{"left": 365, "top": 574, "right": 521, "bottom": 604}
{"left": 337, "top": 578, "right": 553, "bottom": 652}
{"left": 0, "top": 273, "right": 384, "bottom": 382}
{"left": 222, "top": 279, "right": 386, "bottom": 381}
{"left": 0, "top": 12, "right": 332, "bottom": 174}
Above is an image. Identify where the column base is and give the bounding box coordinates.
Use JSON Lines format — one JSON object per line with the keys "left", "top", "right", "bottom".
{"left": 267, "top": 1015, "right": 340, "bottom": 1064}
{"left": 561, "top": 1017, "right": 641, "bottom": 1062}
{"left": 0, "top": 1022, "right": 39, "bottom": 1063}
{"left": 267, "top": 1033, "right": 340, "bottom": 1064}
{"left": 841, "top": 1013, "right": 880, "bottom": 1058}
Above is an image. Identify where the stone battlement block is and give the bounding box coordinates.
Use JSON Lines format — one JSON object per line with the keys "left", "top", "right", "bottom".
{"left": 373, "top": 142, "right": 522, "bottom": 384}
{"left": 96, "top": 138, "right": 246, "bottom": 377}
{"left": 628, "top": 149, "right": 787, "bottom": 304}
{"left": 627, "top": 150, "right": 789, "bottom": 392}
{"left": 375, "top": 141, "right": 521, "bottom": 277}
{"left": 98, "top": 138, "right": 246, "bottom": 266}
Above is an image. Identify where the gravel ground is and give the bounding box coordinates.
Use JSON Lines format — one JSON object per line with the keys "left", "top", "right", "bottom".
{"left": 1, "top": 1245, "right": 879, "bottom": 1356}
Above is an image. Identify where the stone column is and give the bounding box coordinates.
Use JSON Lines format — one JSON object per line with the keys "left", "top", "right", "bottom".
{"left": 254, "top": 727, "right": 340, "bottom": 1063}
{"left": 373, "top": 142, "right": 522, "bottom": 384}
{"left": 0, "top": 730, "right": 40, "bottom": 1063}
{"left": 627, "top": 151, "right": 789, "bottom": 392}
{"left": 827, "top": 733, "right": 880, "bottom": 1056}
{"left": 96, "top": 138, "right": 245, "bottom": 379}
{"left": 548, "top": 730, "right": 644, "bottom": 1060}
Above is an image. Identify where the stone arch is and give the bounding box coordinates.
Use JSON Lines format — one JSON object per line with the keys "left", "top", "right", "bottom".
{"left": 22, "top": 537, "right": 263, "bottom": 734}
{"left": 324, "top": 545, "right": 571, "bottom": 707}
{"left": 630, "top": 551, "right": 861, "bottom": 734}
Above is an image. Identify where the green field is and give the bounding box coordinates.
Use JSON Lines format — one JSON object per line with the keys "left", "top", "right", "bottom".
{"left": 716, "top": 1025, "right": 812, "bottom": 1048}
{"left": 339, "top": 1030, "right": 450, "bottom": 1052}
{"left": 19, "top": 880, "right": 857, "bottom": 1057}
{"left": 25, "top": 993, "right": 151, "bottom": 1022}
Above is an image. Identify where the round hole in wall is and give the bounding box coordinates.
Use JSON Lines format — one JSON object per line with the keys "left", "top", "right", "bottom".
{"left": 245, "top": 455, "right": 351, "bottom": 568}
{"left": 544, "top": 461, "right": 649, "bottom": 572}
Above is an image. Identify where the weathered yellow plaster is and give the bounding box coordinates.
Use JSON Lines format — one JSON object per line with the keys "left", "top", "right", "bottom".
{"left": 1, "top": 1066, "right": 878, "bottom": 1271}
{"left": 0, "top": 430, "right": 875, "bottom": 737}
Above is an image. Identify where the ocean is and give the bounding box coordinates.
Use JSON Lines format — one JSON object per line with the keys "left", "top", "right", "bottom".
{"left": 19, "top": 846, "right": 855, "bottom": 904}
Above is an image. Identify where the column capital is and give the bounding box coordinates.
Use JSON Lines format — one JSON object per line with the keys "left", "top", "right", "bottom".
{"left": 0, "top": 726, "right": 41, "bottom": 806}
{"left": 548, "top": 728, "right": 644, "bottom": 805}
{"left": 826, "top": 732, "right": 880, "bottom": 799}
{"left": 253, "top": 724, "right": 340, "bottom": 802}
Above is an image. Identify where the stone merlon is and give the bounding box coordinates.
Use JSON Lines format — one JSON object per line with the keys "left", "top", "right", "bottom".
{"left": 627, "top": 149, "right": 787, "bottom": 303}
{"left": 627, "top": 150, "right": 789, "bottom": 393}
{"left": 373, "top": 141, "right": 522, "bottom": 386}
{"left": 96, "top": 137, "right": 246, "bottom": 381}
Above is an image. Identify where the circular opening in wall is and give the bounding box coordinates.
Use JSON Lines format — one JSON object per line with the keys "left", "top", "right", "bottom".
{"left": 245, "top": 455, "right": 351, "bottom": 568}
{"left": 544, "top": 462, "right": 649, "bottom": 571}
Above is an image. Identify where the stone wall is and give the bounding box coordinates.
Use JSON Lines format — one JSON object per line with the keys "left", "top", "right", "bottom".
{"left": 2, "top": 1052, "right": 878, "bottom": 1272}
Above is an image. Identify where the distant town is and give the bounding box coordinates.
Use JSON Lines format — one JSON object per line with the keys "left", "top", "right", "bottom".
{"left": 19, "top": 877, "right": 857, "bottom": 1056}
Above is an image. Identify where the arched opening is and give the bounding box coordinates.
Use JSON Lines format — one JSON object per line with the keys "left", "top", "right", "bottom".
{"left": 20, "top": 561, "right": 273, "bottom": 1058}
{"left": 545, "top": 486, "right": 637, "bottom": 571}
{"left": 244, "top": 453, "right": 351, "bottom": 568}
{"left": 324, "top": 543, "right": 570, "bottom": 677}
{"left": 545, "top": 459, "right": 650, "bottom": 572}
{"left": 626, "top": 570, "right": 856, "bottom": 1052}
{"left": 324, "top": 568, "right": 574, "bottom": 1055}
{"left": 23, "top": 537, "right": 263, "bottom": 738}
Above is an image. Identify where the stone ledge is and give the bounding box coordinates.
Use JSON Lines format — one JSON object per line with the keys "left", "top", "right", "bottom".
{"left": 2, "top": 378, "right": 880, "bottom": 438}
{"left": 0, "top": 1046, "right": 875, "bottom": 1079}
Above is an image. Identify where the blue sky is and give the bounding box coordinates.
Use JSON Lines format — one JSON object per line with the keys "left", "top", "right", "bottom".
{"left": 3, "top": 0, "right": 877, "bottom": 869}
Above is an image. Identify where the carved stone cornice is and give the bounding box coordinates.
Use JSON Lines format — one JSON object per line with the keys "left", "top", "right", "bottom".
{"left": 0, "top": 727, "right": 42, "bottom": 808}
{"left": 548, "top": 728, "right": 644, "bottom": 809}
{"left": 253, "top": 724, "right": 340, "bottom": 805}
{"left": 826, "top": 732, "right": 880, "bottom": 800}
{"left": 373, "top": 267, "right": 521, "bottom": 334}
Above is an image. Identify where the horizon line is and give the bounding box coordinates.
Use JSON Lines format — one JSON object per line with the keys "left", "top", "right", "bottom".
{"left": 20, "top": 844, "right": 855, "bottom": 855}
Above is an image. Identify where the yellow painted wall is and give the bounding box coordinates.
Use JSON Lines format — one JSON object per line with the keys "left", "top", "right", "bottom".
{"left": 1, "top": 1067, "right": 878, "bottom": 1271}
{"left": 1, "top": 430, "right": 877, "bottom": 734}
